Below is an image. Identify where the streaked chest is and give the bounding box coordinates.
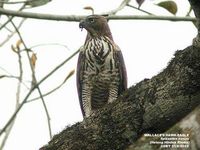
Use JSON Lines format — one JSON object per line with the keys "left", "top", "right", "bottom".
{"left": 83, "top": 36, "right": 116, "bottom": 72}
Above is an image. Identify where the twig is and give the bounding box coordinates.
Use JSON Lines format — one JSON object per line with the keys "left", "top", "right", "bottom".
{"left": 102, "top": 0, "right": 131, "bottom": 15}
{"left": 0, "top": 74, "right": 19, "bottom": 80}
{"left": 26, "top": 79, "right": 64, "bottom": 103}
{"left": 0, "top": 68, "right": 29, "bottom": 89}
{"left": 0, "top": 22, "right": 13, "bottom": 32}
{"left": 127, "top": 4, "right": 154, "bottom": 15}
{"left": 30, "top": 43, "right": 70, "bottom": 51}
{"left": 10, "top": 20, "right": 52, "bottom": 139}
{"left": 0, "top": 75, "right": 29, "bottom": 89}
{"left": 0, "top": 48, "right": 80, "bottom": 136}
{"left": 0, "top": 4, "right": 25, "bottom": 31}
{"left": 26, "top": 82, "right": 64, "bottom": 103}
{"left": 26, "top": 69, "right": 75, "bottom": 103}
{"left": 0, "top": 66, "right": 11, "bottom": 74}
{"left": 0, "top": 18, "right": 26, "bottom": 47}
{"left": 186, "top": 6, "right": 192, "bottom": 16}
{"left": 0, "top": 38, "right": 23, "bottom": 150}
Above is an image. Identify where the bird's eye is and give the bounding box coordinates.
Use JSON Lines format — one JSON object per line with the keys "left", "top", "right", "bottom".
{"left": 88, "top": 18, "right": 95, "bottom": 23}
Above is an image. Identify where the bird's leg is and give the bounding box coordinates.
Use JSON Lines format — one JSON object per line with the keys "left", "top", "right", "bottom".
{"left": 82, "top": 83, "right": 92, "bottom": 117}
{"left": 84, "top": 105, "right": 92, "bottom": 117}
{"left": 108, "top": 85, "right": 118, "bottom": 103}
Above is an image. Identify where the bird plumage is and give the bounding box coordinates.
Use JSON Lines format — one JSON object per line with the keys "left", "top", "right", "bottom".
{"left": 77, "top": 15, "right": 127, "bottom": 117}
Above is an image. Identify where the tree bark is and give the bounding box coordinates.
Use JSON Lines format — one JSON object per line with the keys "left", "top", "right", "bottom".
{"left": 127, "top": 106, "right": 200, "bottom": 150}
{"left": 40, "top": 45, "right": 200, "bottom": 150}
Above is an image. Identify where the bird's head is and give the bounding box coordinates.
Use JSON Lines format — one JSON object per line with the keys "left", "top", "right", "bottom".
{"left": 79, "top": 15, "right": 113, "bottom": 40}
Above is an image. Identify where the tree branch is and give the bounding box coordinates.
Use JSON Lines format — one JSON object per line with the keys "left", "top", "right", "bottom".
{"left": 0, "top": 7, "right": 196, "bottom": 22}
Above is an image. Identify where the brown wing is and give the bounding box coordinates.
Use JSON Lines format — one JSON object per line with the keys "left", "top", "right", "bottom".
{"left": 76, "top": 47, "right": 86, "bottom": 117}
{"left": 115, "top": 46, "right": 127, "bottom": 94}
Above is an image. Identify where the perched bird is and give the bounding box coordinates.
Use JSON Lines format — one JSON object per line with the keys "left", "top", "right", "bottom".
{"left": 77, "top": 15, "right": 127, "bottom": 118}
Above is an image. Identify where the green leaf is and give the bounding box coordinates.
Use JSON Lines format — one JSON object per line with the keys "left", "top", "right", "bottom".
{"left": 156, "top": 1, "right": 177, "bottom": 15}
{"left": 26, "top": 0, "right": 52, "bottom": 8}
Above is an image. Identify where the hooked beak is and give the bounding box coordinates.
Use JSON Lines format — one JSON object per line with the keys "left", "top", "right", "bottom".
{"left": 79, "top": 20, "right": 85, "bottom": 31}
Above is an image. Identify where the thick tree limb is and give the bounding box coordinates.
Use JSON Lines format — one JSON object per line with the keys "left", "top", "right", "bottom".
{"left": 40, "top": 45, "right": 200, "bottom": 150}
